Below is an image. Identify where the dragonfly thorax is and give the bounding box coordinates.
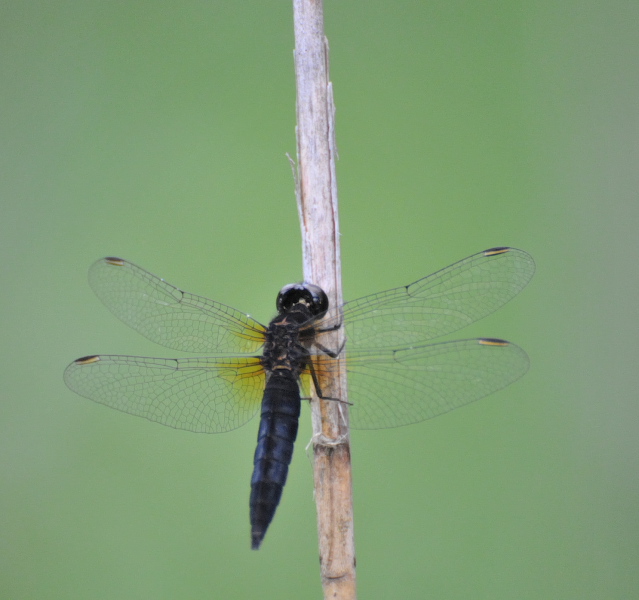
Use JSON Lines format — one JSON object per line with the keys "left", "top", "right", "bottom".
{"left": 261, "top": 305, "right": 315, "bottom": 378}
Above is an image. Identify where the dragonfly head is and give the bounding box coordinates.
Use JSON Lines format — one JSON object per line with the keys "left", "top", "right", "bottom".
{"left": 276, "top": 283, "right": 329, "bottom": 318}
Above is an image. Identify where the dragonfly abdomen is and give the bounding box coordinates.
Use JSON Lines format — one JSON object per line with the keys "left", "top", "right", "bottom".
{"left": 250, "top": 371, "right": 301, "bottom": 550}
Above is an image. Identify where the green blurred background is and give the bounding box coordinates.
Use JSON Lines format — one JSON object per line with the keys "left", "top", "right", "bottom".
{"left": 2, "top": 1, "right": 637, "bottom": 598}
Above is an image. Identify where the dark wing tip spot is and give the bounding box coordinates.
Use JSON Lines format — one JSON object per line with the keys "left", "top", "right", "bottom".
{"left": 104, "top": 257, "right": 125, "bottom": 266}
{"left": 478, "top": 338, "right": 510, "bottom": 346}
{"left": 75, "top": 355, "right": 101, "bottom": 364}
{"left": 483, "top": 247, "right": 511, "bottom": 256}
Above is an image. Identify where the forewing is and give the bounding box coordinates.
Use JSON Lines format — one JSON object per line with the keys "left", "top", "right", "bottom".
{"left": 64, "top": 355, "right": 265, "bottom": 433}
{"left": 88, "top": 258, "right": 266, "bottom": 354}
{"left": 340, "top": 339, "right": 529, "bottom": 429}
{"left": 331, "top": 247, "right": 534, "bottom": 349}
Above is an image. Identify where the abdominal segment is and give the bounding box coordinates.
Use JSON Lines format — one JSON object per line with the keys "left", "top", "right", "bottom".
{"left": 249, "top": 372, "right": 301, "bottom": 550}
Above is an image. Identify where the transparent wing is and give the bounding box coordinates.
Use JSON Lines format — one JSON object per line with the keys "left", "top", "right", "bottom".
{"left": 324, "top": 247, "right": 534, "bottom": 349}
{"left": 88, "top": 258, "right": 267, "bottom": 354}
{"left": 311, "top": 338, "right": 529, "bottom": 430}
{"left": 64, "top": 354, "right": 265, "bottom": 433}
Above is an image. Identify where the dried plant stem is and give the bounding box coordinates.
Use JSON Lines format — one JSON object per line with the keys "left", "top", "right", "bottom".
{"left": 292, "top": 1, "right": 356, "bottom": 598}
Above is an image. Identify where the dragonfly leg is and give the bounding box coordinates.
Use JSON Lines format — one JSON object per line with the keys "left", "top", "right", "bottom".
{"left": 315, "top": 321, "right": 341, "bottom": 334}
{"left": 313, "top": 339, "right": 345, "bottom": 359}
{"left": 306, "top": 358, "right": 352, "bottom": 405}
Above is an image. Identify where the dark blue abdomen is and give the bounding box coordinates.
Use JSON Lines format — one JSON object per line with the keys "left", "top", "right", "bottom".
{"left": 250, "top": 371, "right": 301, "bottom": 549}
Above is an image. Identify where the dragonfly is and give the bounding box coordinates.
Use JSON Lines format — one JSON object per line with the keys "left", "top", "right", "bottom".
{"left": 64, "top": 246, "right": 534, "bottom": 549}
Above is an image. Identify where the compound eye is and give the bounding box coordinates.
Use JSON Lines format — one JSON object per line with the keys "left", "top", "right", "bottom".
{"left": 276, "top": 283, "right": 329, "bottom": 317}
{"left": 303, "top": 284, "right": 329, "bottom": 317}
{"left": 276, "top": 284, "right": 300, "bottom": 312}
